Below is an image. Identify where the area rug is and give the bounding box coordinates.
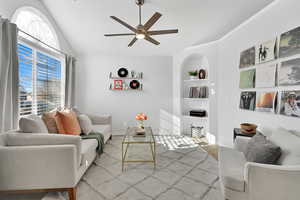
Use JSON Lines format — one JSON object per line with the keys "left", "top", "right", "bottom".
{"left": 43, "top": 135, "right": 222, "bottom": 200}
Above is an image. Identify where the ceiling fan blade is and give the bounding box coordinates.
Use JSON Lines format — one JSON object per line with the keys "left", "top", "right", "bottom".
{"left": 144, "top": 12, "right": 162, "bottom": 31}
{"left": 128, "top": 37, "right": 138, "bottom": 47}
{"left": 104, "top": 33, "right": 136, "bottom": 37}
{"left": 145, "top": 35, "right": 160, "bottom": 45}
{"left": 147, "top": 29, "right": 178, "bottom": 35}
{"left": 110, "top": 16, "right": 137, "bottom": 33}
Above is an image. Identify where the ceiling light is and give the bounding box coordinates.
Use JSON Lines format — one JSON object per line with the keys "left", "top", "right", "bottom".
{"left": 136, "top": 33, "right": 145, "bottom": 39}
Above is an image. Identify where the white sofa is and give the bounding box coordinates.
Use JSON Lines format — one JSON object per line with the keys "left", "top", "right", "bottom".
{"left": 218, "top": 128, "right": 300, "bottom": 200}
{"left": 0, "top": 114, "right": 112, "bottom": 200}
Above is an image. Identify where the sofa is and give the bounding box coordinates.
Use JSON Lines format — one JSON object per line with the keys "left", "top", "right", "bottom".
{"left": 218, "top": 127, "right": 300, "bottom": 200}
{"left": 0, "top": 114, "right": 112, "bottom": 200}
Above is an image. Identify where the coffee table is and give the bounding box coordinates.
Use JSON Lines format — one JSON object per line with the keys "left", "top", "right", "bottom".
{"left": 122, "top": 127, "right": 156, "bottom": 171}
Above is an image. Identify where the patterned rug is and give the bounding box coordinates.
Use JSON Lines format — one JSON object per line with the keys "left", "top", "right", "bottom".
{"left": 43, "top": 135, "right": 222, "bottom": 200}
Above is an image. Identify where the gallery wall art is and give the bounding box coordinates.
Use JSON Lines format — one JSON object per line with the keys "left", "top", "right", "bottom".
{"left": 240, "top": 91, "right": 256, "bottom": 111}
{"left": 255, "top": 39, "right": 277, "bottom": 64}
{"left": 239, "top": 69, "right": 255, "bottom": 89}
{"left": 280, "top": 91, "right": 300, "bottom": 118}
{"left": 239, "top": 47, "right": 255, "bottom": 68}
{"left": 279, "top": 58, "right": 300, "bottom": 86}
{"left": 279, "top": 26, "right": 300, "bottom": 58}
{"left": 238, "top": 25, "right": 300, "bottom": 119}
{"left": 256, "top": 92, "right": 277, "bottom": 113}
{"left": 256, "top": 64, "right": 277, "bottom": 88}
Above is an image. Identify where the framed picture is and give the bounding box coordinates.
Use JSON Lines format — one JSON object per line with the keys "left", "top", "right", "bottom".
{"left": 280, "top": 91, "right": 300, "bottom": 118}
{"left": 255, "top": 64, "right": 277, "bottom": 88}
{"left": 256, "top": 92, "right": 277, "bottom": 113}
{"left": 279, "top": 26, "right": 300, "bottom": 58}
{"left": 239, "top": 47, "right": 255, "bottom": 68}
{"left": 255, "top": 39, "right": 277, "bottom": 64}
{"left": 240, "top": 91, "right": 256, "bottom": 111}
{"left": 239, "top": 69, "right": 256, "bottom": 89}
{"left": 114, "top": 80, "right": 123, "bottom": 90}
{"left": 279, "top": 58, "right": 300, "bottom": 86}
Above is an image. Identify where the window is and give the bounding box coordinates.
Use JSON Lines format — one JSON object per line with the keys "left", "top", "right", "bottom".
{"left": 13, "top": 7, "right": 65, "bottom": 116}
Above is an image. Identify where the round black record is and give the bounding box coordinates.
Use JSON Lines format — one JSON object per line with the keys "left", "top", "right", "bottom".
{"left": 129, "top": 80, "right": 140, "bottom": 89}
{"left": 118, "top": 68, "right": 128, "bottom": 77}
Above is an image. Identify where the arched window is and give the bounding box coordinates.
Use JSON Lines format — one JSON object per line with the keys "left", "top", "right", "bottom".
{"left": 12, "top": 7, "right": 65, "bottom": 116}
{"left": 12, "top": 6, "right": 59, "bottom": 49}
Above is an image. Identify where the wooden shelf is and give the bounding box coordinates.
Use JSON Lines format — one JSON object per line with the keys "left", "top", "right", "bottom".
{"left": 109, "top": 88, "right": 143, "bottom": 91}
{"left": 110, "top": 77, "right": 143, "bottom": 80}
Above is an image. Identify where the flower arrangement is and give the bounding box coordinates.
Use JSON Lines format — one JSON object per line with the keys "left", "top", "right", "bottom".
{"left": 135, "top": 113, "right": 148, "bottom": 129}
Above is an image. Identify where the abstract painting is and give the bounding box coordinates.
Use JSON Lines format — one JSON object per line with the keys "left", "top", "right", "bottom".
{"left": 279, "top": 58, "right": 300, "bottom": 86}
{"left": 256, "top": 64, "right": 277, "bottom": 88}
{"left": 239, "top": 47, "right": 255, "bottom": 68}
{"left": 256, "top": 92, "right": 276, "bottom": 113}
{"left": 240, "top": 69, "right": 256, "bottom": 89}
{"left": 280, "top": 91, "right": 300, "bottom": 118}
{"left": 279, "top": 26, "right": 300, "bottom": 58}
{"left": 255, "top": 39, "right": 277, "bottom": 64}
{"left": 240, "top": 91, "right": 256, "bottom": 111}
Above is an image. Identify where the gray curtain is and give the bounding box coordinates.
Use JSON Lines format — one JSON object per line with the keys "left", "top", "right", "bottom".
{"left": 65, "top": 55, "right": 76, "bottom": 108}
{"left": 0, "top": 18, "right": 19, "bottom": 133}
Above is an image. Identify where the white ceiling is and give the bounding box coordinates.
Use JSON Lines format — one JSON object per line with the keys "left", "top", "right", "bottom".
{"left": 42, "top": 0, "right": 274, "bottom": 56}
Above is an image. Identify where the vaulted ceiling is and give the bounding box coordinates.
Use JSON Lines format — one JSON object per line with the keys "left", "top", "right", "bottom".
{"left": 42, "top": 0, "right": 275, "bottom": 56}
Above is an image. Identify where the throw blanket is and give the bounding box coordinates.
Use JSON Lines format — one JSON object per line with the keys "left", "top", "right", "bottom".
{"left": 81, "top": 132, "right": 104, "bottom": 155}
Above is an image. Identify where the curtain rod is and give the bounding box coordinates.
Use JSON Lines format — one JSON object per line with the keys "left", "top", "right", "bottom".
{"left": 18, "top": 28, "right": 69, "bottom": 56}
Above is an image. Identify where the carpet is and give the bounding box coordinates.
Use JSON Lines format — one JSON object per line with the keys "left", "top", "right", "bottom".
{"left": 42, "top": 135, "right": 222, "bottom": 200}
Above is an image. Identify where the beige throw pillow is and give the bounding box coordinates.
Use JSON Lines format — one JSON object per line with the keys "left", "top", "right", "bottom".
{"left": 78, "top": 114, "right": 93, "bottom": 135}
{"left": 42, "top": 111, "right": 59, "bottom": 133}
{"left": 19, "top": 115, "right": 49, "bottom": 133}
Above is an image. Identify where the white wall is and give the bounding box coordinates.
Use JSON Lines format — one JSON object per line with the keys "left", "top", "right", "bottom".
{"left": 0, "top": 0, "right": 74, "bottom": 54}
{"left": 217, "top": 0, "right": 300, "bottom": 146}
{"left": 76, "top": 54, "right": 173, "bottom": 135}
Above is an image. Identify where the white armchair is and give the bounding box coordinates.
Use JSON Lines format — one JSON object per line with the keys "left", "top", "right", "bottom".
{"left": 219, "top": 132, "right": 300, "bottom": 200}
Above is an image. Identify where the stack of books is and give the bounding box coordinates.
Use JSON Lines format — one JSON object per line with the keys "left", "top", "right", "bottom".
{"left": 189, "top": 86, "right": 208, "bottom": 98}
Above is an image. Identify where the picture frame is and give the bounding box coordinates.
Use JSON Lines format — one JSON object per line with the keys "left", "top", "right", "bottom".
{"left": 239, "top": 46, "right": 255, "bottom": 69}
{"left": 279, "top": 26, "right": 300, "bottom": 58}
{"left": 114, "top": 80, "right": 123, "bottom": 90}
{"left": 255, "top": 39, "right": 277, "bottom": 64}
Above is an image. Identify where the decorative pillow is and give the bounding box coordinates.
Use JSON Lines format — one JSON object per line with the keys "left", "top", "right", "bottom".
{"left": 245, "top": 133, "right": 281, "bottom": 164}
{"left": 55, "top": 109, "right": 81, "bottom": 135}
{"left": 270, "top": 128, "right": 300, "bottom": 165}
{"left": 42, "top": 111, "right": 59, "bottom": 133}
{"left": 19, "top": 115, "right": 49, "bottom": 133}
{"left": 77, "top": 114, "right": 93, "bottom": 135}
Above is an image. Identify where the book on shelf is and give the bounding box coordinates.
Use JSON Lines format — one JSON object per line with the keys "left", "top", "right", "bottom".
{"left": 188, "top": 86, "right": 208, "bottom": 98}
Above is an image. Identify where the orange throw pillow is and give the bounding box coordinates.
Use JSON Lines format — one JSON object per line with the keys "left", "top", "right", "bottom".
{"left": 55, "top": 109, "right": 81, "bottom": 135}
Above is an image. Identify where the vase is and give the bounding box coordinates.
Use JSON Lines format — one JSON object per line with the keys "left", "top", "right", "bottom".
{"left": 189, "top": 76, "right": 197, "bottom": 80}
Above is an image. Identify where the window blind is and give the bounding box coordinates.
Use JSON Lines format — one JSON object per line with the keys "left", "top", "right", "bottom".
{"left": 18, "top": 43, "right": 64, "bottom": 116}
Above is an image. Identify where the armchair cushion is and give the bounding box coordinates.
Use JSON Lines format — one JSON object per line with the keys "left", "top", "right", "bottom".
{"left": 219, "top": 146, "right": 246, "bottom": 192}
{"left": 6, "top": 133, "right": 82, "bottom": 168}
{"left": 19, "top": 115, "right": 48, "bottom": 133}
{"left": 55, "top": 109, "right": 81, "bottom": 135}
{"left": 42, "top": 111, "right": 59, "bottom": 133}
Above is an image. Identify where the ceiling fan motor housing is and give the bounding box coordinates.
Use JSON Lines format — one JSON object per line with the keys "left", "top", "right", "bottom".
{"left": 136, "top": 0, "right": 145, "bottom": 6}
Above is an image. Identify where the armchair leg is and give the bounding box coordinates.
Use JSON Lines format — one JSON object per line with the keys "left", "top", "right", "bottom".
{"left": 68, "top": 187, "right": 76, "bottom": 200}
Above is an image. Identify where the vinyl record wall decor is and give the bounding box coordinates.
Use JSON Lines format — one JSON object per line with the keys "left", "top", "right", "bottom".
{"left": 109, "top": 67, "right": 143, "bottom": 91}
{"left": 238, "top": 25, "right": 300, "bottom": 118}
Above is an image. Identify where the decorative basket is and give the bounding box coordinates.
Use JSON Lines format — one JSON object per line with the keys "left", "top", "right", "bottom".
{"left": 240, "top": 123, "right": 257, "bottom": 134}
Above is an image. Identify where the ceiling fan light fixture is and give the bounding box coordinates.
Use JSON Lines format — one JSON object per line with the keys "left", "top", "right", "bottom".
{"left": 136, "top": 33, "right": 145, "bottom": 39}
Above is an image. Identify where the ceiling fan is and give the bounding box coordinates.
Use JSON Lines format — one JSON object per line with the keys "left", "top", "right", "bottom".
{"left": 104, "top": 0, "right": 178, "bottom": 47}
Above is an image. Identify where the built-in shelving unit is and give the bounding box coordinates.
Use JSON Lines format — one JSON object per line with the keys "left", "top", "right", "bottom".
{"left": 180, "top": 54, "right": 210, "bottom": 136}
